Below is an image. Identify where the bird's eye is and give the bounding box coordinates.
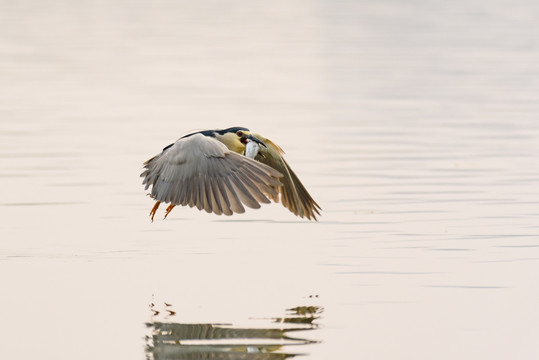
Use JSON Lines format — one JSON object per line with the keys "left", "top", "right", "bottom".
{"left": 236, "top": 131, "right": 244, "bottom": 137}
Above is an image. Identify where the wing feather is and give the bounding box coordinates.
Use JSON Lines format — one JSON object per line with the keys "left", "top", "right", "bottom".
{"left": 141, "top": 133, "right": 283, "bottom": 216}
{"left": 221, "top": 176, "right": 245, "bottom": 214}
{"left": 240, "top": 166, "right": 280, "bottom": 199}
{"left": 213, "top": 177, "right": 233, "bottom": 215}
{"left": 235, "top": 171, "right": 271, "bottom": 204}
{"left": 207, "top": 178, "right": 223, "bottom": 215}
{"left": 229, "top": 173, "right": 260, "bottom": 209}
{"left": 252, "top": 133, "right": 321, "bottom": 220}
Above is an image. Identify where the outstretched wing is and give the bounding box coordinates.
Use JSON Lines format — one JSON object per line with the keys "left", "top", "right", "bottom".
{"left": 141, "top": 133, "right": 283, "bottom": 216}
{"left": 252, "top": 133, "right": 321, "bottom": 220}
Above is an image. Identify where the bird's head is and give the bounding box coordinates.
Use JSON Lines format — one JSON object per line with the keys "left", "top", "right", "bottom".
{"left": 236, "top": 130, "right": 267, "bottom": 148}
{"left": 212, "top": 127, "right": 266, "bottom": 154}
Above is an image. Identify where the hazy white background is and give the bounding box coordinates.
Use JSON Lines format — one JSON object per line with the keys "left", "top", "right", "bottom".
{"left": 1, "top": 0, "right": 539, "bottom": 359}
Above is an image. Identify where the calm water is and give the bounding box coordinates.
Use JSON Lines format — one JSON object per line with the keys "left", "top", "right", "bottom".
{"left": 1, "top": 1, "right": 539, "bottom": 359}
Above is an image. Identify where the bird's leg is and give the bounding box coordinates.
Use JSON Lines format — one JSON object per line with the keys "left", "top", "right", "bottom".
{"left": 150, "top": 201, "right": 161, "bottom": 222}
{"left": 164, "top": 204, "right": 176, "bottom": 219}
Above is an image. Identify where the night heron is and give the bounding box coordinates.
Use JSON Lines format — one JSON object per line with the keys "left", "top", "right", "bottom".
{"left": 141, "top": 127, "right": 321, "bottom": 221}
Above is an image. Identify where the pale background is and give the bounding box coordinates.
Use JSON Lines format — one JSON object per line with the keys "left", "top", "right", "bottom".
{"left": 1, "top": 1, "right": 539, "bottom": 359}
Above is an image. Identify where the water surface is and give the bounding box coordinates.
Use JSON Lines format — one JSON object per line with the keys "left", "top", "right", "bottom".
{"left": 1, "top": 1, "right": 539, "bottom": 359}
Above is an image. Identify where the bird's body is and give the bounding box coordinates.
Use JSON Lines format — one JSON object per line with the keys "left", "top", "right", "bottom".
{"left": 141, "top": 127, "right": 321, "bottom": 221}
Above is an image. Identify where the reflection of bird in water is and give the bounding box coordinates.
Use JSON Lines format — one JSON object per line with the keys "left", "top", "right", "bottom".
{"left": 149, "top": 301, "right": 176, "bottom": 318}
{"left": 141, "top": 127, "right": 321, "bottom": 221}
{"left": 145, "top": 304, "right": 323, "bottom": 359}
{"left": 164, "top": 302, "right": 176, "bottom": 316}
{"left": 149, "top": 302, "right": 159, "bottom": 316}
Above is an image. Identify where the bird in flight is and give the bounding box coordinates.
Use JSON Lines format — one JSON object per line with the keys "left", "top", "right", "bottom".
{"left": 141, "top": 127, "right": 321, "bottom": 221}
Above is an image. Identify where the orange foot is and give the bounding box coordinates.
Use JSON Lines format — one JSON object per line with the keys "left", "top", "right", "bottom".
{"left": 150, "top": 201, "right": 161, "bottom": 222}
{"left": 164, "top": 204, "right": 176, "bottom": 219}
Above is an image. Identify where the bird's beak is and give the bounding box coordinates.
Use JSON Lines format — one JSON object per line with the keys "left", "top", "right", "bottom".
{"left": 246, "top": 134, "right": 267, "bottom": 148}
